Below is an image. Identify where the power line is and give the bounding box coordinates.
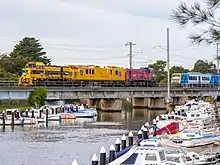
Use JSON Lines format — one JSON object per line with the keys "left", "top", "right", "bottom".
{"left": 125, "top": 41, "right": 136, "bottom": 69}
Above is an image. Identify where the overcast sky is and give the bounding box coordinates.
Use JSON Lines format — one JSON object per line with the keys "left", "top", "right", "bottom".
{"left": 0, "top": 0, "right": 216, "bottom": 69}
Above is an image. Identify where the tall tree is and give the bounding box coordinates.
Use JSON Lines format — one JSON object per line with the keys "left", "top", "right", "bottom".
{"left": 192, "top": 59, "right": 216, "bottom": 73}
{"left": 170, "top": 0, "right": 220, "bottom": 45}
{"left": 9, "top": 37, "right": 51, "bottom": 73}
{"left": 0, "top": 54, "right": 17, "bottom": 80}
{"left": 148, "top": 60, "right": 167, "bottom": 83}
{"left": 170, "top": 66, "right": 190, "bottom": 74}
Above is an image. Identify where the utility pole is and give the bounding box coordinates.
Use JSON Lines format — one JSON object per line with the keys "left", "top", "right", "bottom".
{"left": 125, "top": 42, "right": 136, "bottom": 69}
{"left": 217, "top": 43, "right": 219, "bottom": 73}
{"left": 167, "top": 28, "right": 170, "bottom": 100}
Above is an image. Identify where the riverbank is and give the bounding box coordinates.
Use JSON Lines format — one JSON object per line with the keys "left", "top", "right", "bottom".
{"left": 0, "top": 105, "right": 33, "bottom": 111}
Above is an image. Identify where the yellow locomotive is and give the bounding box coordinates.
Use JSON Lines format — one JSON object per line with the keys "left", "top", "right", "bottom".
{"left": 18, "top": 62, "right": 125, "bottom": 86}
{"left": 18, "top": 62, "right": 45, "bottom": 86}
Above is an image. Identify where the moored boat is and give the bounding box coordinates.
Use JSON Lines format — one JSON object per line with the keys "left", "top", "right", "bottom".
{"left": 170, "top": 129, "right": 219, "bottom": 153}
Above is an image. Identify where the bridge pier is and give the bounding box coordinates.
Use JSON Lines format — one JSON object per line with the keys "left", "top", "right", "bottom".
{"left": 132, "top": 98, "right": 148, "bottom": 108}
{"left": 172, "top": 96, "right": 188, "bottom": 106}
{"left": 147, "top": 98, "right": 166, "bottom": 110}
{"left": 87, "top": 99, "right": 94, "bottom": 108}
{"left": 100, "top": 99, "right": 122, "bottom": 112}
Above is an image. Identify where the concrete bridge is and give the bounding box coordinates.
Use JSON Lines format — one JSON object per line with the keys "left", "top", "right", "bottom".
{"left": 0, "top": 86, "right": 218, "bottom": 111}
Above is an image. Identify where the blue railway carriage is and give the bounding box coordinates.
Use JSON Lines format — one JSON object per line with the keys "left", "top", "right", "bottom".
{"left": 180, "top": 72, "right": 211, "bottom": 87}
{"left": 211, "top": 74, "right": 220, "bottom": 86}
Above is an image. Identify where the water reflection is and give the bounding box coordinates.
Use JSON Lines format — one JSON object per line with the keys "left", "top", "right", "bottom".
{"left": 97, "top": 109, "right": 166, "bottom": 130}
{"left": 0, "top": 108, "right": 166, "bottom": 165}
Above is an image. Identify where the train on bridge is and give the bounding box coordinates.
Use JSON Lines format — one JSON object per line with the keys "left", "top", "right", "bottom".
{"left": 171, "top": 72, "right": 220, "bottom": 86}
{"left": 18, "top": 62, "right": 156, "bottom": 87}
{"left": 17, "top": 62, "right": 220, "bottom": 87}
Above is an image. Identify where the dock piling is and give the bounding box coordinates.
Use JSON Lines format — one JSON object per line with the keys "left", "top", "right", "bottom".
{"left": 31, "top": 110, "right": 34, "bottom": 118}
{"left": 52, "top": 108, "right": 54, "bottom": 114}
{"left": 58, "top": 115, "right": 62, "bottom": 125}
{"left": 46, "top": 108, "right": 49, "bottom": 127}
{"left": 100, "top": 146, "right": 106, "bottom": 165}
{"left": 138, "top": 130, "right": 142, "bottom": 139}
{"left": 11, "top": 110, "right": 15, "bottom": 130}
{"left": 16, "top": 111, "right": 19, "bottom": 120}
{"left": 39, "top": 110, "right": 42, "bottom": 118}
{"left": 109, "top": 144, "right": 116, "bottom": 163}
{"left": 2, "top": 111, "right": 5, "bottom": 131}
{"left": 144, "top": 122, "right": 149, "bottom": 128}
{"left": 61, "top": 106, "right": 64, "bottom": 113}
{"left": 115, "top": 138, "right": 121, "bottom": 152}
{"left": 21, "top": 117, "right": 25, "bottom": 127}
{"left": 91, "top": 153, "right": 98, "bottom": 165}
{"left": 143, "top": 127, "right": 148, "bottom": 139}
{"left": 128, "top": 131, "right": 133, "bottom": 146}
{"left": 153, "top": 119, "right": 157, "bottom": 137}
{"left": 25, "top": 110, "right": 28, "bottom": 118}
{"left": 55, "top": 108, "right": 58, "bottom": 114}
{"left": 121, "top": 134, "right": 126, "bottom": 150}
{"left": 71, "top": 159, "right": 79, "bottom": 165}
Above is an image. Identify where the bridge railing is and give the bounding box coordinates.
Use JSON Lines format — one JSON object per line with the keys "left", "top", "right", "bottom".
{"left": 0, "top": 80, "right": 218, "bottom": 88}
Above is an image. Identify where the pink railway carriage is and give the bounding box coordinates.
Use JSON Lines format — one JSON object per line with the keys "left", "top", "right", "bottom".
{"left": 125, "top": 67, "right": 156, "bottom": 86}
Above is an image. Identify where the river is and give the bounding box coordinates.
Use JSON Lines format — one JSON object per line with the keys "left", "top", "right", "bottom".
{"left": 0, "top": 109, "right": 165, "bottom": 165}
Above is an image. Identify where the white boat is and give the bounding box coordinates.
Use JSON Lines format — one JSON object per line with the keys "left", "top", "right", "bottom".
{"left": 165, "top": 151, "right": 193, "bottom": 165}
{"left": 171, "top": 129, "right": 218, "bottom": 152}
{"left": 186, "top": 151, "right": 218, "bottom": 165}
{"left": 173, "top": 99, "right": 217, "bottom": 131}
{"left": 63, "top": 105, "right": 96, "bottom": 118}
{"left": 165, "top": 149, "right": 218, "bottom": 165}
{"left": 108, "top": 139, "right": 180, "bottom": 165}
{"left": 70, "top": 112, "right": 95, "bottom": 118}
{"left": 25, "top": 109, "right": 76, "bottom": 121}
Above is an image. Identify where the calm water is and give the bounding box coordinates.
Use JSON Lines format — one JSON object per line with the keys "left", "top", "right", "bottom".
{"left": 0, "top": 109, "right": 165, "bottom": 165}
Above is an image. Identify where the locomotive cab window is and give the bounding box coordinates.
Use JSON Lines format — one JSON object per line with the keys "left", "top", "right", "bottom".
{"left": 115, "top": 70, "right": 118, "bottom": 75}
{"left": 119, "top": 71, "right": 121, "bottom": 76}
{"left": 92, "top": 70, "right": 94, "bottom": 74}
{"left": 31, "top": 70, "right": 44, "bottom": 74}
{"left": 36, "top": 66, "right": 44, "bottom": 69}
{"left": 86, "top": 69, "right": 88, "bottom": 74}
{"left": 110, "top": 70, "right": 112, "bottom": 75}
{"left": 27, "top": 63, "right": 36, "bottom": 68}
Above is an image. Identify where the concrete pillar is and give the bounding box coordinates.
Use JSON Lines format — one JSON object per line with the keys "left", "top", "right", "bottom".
{"left": 100, "top": 99, "right": 122, "bottom": 111}
{"left": 132, "top": 98, "right": 148, "bottom": 108}
{"left": 147, "top": 98, "right": 167, "bottom": 109}
{"left": 87, "top": 99, "right": 94, "bottom": 108}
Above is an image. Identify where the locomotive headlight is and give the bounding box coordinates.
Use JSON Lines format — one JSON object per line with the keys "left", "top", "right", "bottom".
{"left": 40, "top": 73, "right": 43, "bottom": 76}
{"left": 23, "top": 73, "right": 27, "bottom": 76}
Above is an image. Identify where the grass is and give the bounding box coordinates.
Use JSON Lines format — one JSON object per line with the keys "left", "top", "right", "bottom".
{"left": 0, "top": 105, "right": 34, "bottom": 111}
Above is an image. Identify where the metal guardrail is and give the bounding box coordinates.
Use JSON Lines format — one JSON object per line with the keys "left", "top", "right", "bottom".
{"left": 0, "top": 81, "right": 219, "bottom": 89}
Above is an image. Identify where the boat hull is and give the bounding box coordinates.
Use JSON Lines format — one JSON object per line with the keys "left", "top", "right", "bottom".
{"left": 0, "top": 118, "right": 36, "bottom": 125}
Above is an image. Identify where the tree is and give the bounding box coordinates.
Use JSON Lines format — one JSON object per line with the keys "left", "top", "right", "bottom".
{"left": 9, "top": 37, "right": 51, "bottom": 73}
{"left": 192, "top": 59, "right": 216, "bottom": 73}
{"left": 28, "top": 87, "right": 47, "bottom": 108}
{"left": 148, "top": 60, "right": 167, "bottom": 83}
{"left": 170, "top": 66, "right": 190, "bottom": 74}
{"left": 0, "top": 54, "right": 18, "bottom": 80}
{"left": 170, "top": 0, "right": 220, "bottom": 45}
